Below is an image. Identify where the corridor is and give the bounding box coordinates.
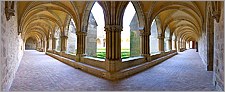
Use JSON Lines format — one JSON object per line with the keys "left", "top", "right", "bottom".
{"left": 10, "top": 49, "right": 216, "bottom": 91}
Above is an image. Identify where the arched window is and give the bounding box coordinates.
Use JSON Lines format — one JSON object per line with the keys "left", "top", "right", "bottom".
{"left": 164, "top": 27, "right": 170, "bottom": 52}
{"left": 186, "top": 41, "right": 189, "bottom": 49}
{"left": 121, "top": 2, "right": 140, "bottom": 59}
{"left": 55, "top": 28, "right": 61, "bottom": 52}
{"left": 150, "top": 19, "right": 159, "bottom": 54}
{"left": 25, "top": 37, "right": 36, "bottom": 50}
{"left": 190, "top": 41, "right": 193, "bottom": 48}
{"left": 86, "top": 2, "right": 106, "bottom": 58}
{"left": 172, "top": 33, "right": 176, "bottom": 50}
{"left": 179, "top": 38, "right": 182, "bottom": 48}
{"left": 66, "top": 19, "right": 77, "bottom": 55}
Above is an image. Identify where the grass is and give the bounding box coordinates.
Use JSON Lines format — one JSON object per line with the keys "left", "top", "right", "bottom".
{"left": 96, "top": 48, "right": 130, "bottom": 59}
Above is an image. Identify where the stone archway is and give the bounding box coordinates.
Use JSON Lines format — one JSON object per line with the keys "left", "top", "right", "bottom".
{"left": 25, "top": 37, "right": 37, "bottom": 50}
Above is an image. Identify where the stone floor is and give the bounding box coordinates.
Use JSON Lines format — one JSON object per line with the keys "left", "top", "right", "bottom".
{"left": 10, "top": 49, "right": 216, "bottom": 91}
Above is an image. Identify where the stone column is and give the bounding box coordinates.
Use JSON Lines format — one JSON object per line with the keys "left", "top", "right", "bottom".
{"left": 60, "top": 36, "right": 68, "bottom": 53}
{"left": 158, "top": 34, "right": 165, "bottom": 53}
{"left": 52, "top": 37, "right": 56, "bottom": 51}
{"left": 196, "top": 42, "right": 198, "bottom": 52}
{"left": 140, "top": 30, "right": 151, "bottom": 61}
{"left": 104, "top": 25, "right": 122, "bottom": 73}
{"left": 183, "top": 41, "right": 186, "bottom": 49}
{"left": 46, "top": 38, "right": 49, "bottom": 51}
{"left": 42, "top": 40, "right": 45, "bottom": 52}
{"left": 40, "top": 40, "right": 43, "bottom": 52}
{"left": 75, "top": 31, "right": 87, "bottom": 61}
{"left": 168, "top": 37, "right": 172, "bottom": 51}
{"left": 177, "top": 40, "right": 180, "bottom": 52}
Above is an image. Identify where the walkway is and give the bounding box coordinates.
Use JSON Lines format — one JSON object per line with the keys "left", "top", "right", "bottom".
{"left": 10, "top": 49, "right": 216, "bottom": 91}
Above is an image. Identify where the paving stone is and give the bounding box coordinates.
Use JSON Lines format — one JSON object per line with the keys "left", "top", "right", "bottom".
{"left": 10, "top": 49, "right": 216, "bottom": 91}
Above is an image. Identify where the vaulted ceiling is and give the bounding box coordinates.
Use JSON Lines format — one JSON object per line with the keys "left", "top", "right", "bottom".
{"left": 17, "top": 1, "right": 207, "bottom": 42}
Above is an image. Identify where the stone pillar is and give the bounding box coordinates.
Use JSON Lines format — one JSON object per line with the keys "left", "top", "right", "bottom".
{"left": 60, "top": 36, "right": 68, "bottom": 53}
{"left": 158, "top": 34, "right": 165, "bottom": 53}
{"left": 196, "top": 42, "right": 198, "bottom": 52}
{"left": 104, "top": 25, "right": 122, "bottom": 73}
{"left": 52, "top": 38, "right": 56, "bottom": 51}
{"left": 177, "top": 40, "right": 180, "bottom": 52}
{"left": 75, "top": 31, "right": 87, "bottom": 61}
{"left": 40, "top": 40, "right": 43, "bottom": 52}
{"left": 46, "top": 38, "right": 49, "bottom": 51}
{"left": 168, "top": 37, "right": 172, "bottom": 51}
{"left": 183, "top": 41, "right": 186, "bottom": 49}
{"left": 42, "top": 40, "right": 45, "bottom": 52}
{"left": 140, "top": 30, "right": 151, "bottom": 61}
{"left": 180, "top": 40, "right": 183, "bottom": 49}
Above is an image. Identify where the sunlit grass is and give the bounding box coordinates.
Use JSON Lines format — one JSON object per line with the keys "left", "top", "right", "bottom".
{"left": 96, "top": 48, "right": 130, "bottom": 59}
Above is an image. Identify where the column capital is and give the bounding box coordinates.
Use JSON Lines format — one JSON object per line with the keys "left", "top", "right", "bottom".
{"left": 60, "top": 35, "right": 68, "bottom": 39}
{"left": 76, "top": 31, "right": 87, "bottom": 36}
{"left": 104, "top": 25, "right": 123, "bottom": 32}
{"left": 139, "top": 31, "right": 150, "bottom": 36}
{"left": 52, "top": 37, "right": 57, "bottom": 40}
{"left": 158, "top": 34, "right": 165, "bottom": 39}
{"left": 167, "top": 38, "right": 172, "bottom": 41}
{"left": 173, "top": 38, "right": 177, "bottom": 41}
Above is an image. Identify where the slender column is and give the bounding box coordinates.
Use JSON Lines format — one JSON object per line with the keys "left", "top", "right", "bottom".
{"left": 52, "top": 38, "right": 56, "bottom": 51}
{"left": 183, "top": 41, "right": 186, "bottom": 49}
{"left": 46, "top": 38, "right": 49, "bottom": 51}
{"left": 177, "top": 40, "right": 180, "bottom": 52}
{"left": 60, "top": 36, "right": 68, "bottom": 53}
{"left": 75, "top": 31, "right": 87, "bottom": 61}
{"left": 42, "top": 40, "right": 45, "bottom": 52}
{"left": 40, "top": 40, "right": 43, "bottom": 52}
{"left": 104, "top": 25, "right": 122, "bottom": 73}
{"left": 158, "top": 34, "right": 165, "bottom": 53}
{"left": 180, "top": 40, "right": 183, "bottom": 49}
{"left": 140, "top": 30, "right": 151, "bottom": 61}
{"left": 196, "top": 42, "right": 198, "bottom": 52}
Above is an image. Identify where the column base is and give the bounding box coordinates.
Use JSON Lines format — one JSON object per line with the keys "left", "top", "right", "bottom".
{"left": 105, "top": 59, "right": 122, "bottom": 73}
{"left": 141, "top": 54, "right": 151, "bottom": 62}
{"left": 160, "top": 51, "right": 165, "bottom": 55}
{"left": 75, "top": 54, "right": 86, "bottom": 62}
{"left": 207, "top": 64, "right": 213, "bottom": 71}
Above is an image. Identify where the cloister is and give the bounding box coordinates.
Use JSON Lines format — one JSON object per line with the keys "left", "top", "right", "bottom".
{"left": 0, "top": 1, "right": 224, "bottom": 91}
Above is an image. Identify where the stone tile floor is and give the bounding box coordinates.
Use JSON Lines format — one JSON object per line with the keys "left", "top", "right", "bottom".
{"left": 10, "top": 49, "right": 216, "bottom": 91}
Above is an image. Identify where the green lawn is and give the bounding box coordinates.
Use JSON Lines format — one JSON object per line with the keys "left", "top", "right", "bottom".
{"left": 96, "top": 48, "right": 130, "bottom": 59}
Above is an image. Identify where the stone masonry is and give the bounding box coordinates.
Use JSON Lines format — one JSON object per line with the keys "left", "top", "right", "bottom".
{"left": 1, "top": 1, "right": 24, "bottom": 91}
{"left": 213, "top": 2, "right": 224, "bottom": 91}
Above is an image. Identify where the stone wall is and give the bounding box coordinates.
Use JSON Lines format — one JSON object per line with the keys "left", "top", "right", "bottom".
{"left": 198, "top": 31, "right": 208, "bottom": 65}
{"left": 0, "top": 2, "right": 2, "bottom": 90}
{"left": 1, "top": 1, "right": 24, "bottom": 91}
{"left": 213, "top": 2, "right": 224, "bottom": 91}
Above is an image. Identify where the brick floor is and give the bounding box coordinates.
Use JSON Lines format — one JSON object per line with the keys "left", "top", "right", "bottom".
{"left": 10, "top": 49, "right": 216, "bottom": 91}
